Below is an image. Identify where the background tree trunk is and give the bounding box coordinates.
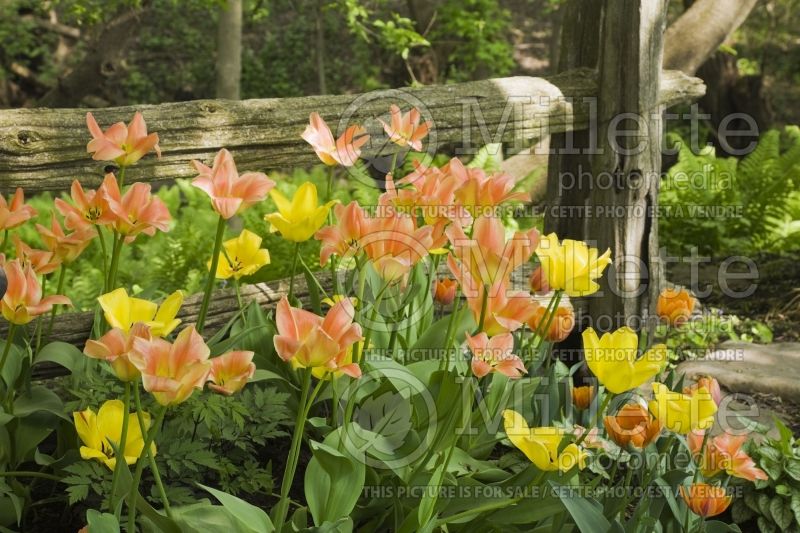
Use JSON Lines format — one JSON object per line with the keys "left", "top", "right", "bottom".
{"left": 215, "top": 0, "right": 243, "bottom": 100}
{"left": 663, "top": 0, "right": 759, "bottom": 76}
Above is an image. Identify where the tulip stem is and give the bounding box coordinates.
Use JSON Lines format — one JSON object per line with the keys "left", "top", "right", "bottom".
{"left": 440, "top": 288, "right": 462, "bottom": 372}
{"left": 0, "top": 230, "right": 7, "bottom": 255}
{"left": 474, "top": 284, "right": 489, "bottom": 334}
{"left": 109, "top": 382, "right": 131, "bottom": 516}
{"left": 357, "top": 282, "right": 389, "bottom": 366}
{"left": 0, "top": 324, "right": 16, "bottom": 382}
{"left": 531, "top": 290, "right": 563, "bottom": 363}
{"left": 389, "top": 151, "right": 399, "bottom": 176}
{"left": 106, "top": 233, "right": 125, "bottom": 291}
{"left": 117, "top": 166, "right": 127, "bottom": 190}
{"left": 97, "top": 226, "right": 109, "bottom": 293}
{"left": 44, "top": 263, "right": 67, "bottom": 341}
{"left": 274, "top": 370, "right": 312, "bottom": 531}
{"left": 127, "top": 404, "right": 168, "bottom": 531}
{"left": 287, "top": 242, "right": 300, "bottom": 304}
{"left": 132, "top": 386, "right": 172, "bottom": 518}
{"left": 197, "top": 215, "right": 226, "bottom": 334}
{"left": 576, "top": 392, "right": 612, "bottom": 447}
{"left": 233, "top": 278, "right": 247, "bottom": 326}
{"left": 0, "top": 471, "right": 61, "bottom": 482}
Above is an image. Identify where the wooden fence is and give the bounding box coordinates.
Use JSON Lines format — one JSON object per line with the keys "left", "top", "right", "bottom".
{"left": 0, "top": 63, "right": 705, "bottom": 378}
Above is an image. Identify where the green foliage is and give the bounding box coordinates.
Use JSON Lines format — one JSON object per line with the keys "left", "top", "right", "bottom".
{"left": 428, "top": 0, "right": 515, "bottom": 82}
{"left": 661, "top": 128, "right": 800, "bottom": 256}
{"left": 733, "top": 419, "right": 800, "bottom": 532}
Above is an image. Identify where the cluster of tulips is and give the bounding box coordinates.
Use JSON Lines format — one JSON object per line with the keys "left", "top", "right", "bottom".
{"left": 0, "top": 102, "right": 768, "bottom": 532}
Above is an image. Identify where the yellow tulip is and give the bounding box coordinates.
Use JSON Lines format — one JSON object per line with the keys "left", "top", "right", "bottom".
{"left": 535, "top": 233, "right": 612, "bottom": 297}
{"left": 648, "top": 383, "right": 717, "bottom": 434}
{"left": 502, "top": 410, "right": 587, "bottom": 472}
{"left": 583, "top": 327, "right": 667, "bottom": 394}
{"left": 264, "top": 182, "right": 336, "bottom": 242}
{"left": 98, "top": 288, "right": 183, "bottom": 337}
{"left": 209, "top": 229, "right": 270, "bottom": 280}
{"left": 73, "top": 399, "right": 155, "bottom": 470}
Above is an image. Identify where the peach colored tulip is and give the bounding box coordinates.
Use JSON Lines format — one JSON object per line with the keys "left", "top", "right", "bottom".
{"left": 1, "top": 259, "right": 70, "bottom": 325}
{"left": 360, "top": 209, "right": 434, "bottom": 283}
{"left": 379, "top": 105, "right": 430, "bottom": 151}
{"left": 191, "top": 148, "right": 275, "bottom": 219}
{"left": 102, "top": 178, "right": 171, "bottom": 241}
{"left": 466, "top": 331, "right": 526, "bottom": 379}
{"left": 572, "top": 385, "right": 594, "bottom": 410}
{"left": 445, "top": 159, "right": 529, "bottom": 213}
{"left": 84, "top": 323, "right": 151, "bottom": 382}
{"left": 449, "top": 258, "right": 538, "bottom": 336}
{"left": 657, "top": 287, "right": 696, "bottom": 326}
{"left": 687, "top": 430, "right": 767, "bottom": 481}
{"left": 447, "top": 215, "right": 539, "bottom": 288}
{"left": 274, "top": 296, "right": 363, "bottom": 377}
{"left": 433, "top": 277, "right": 457, "bottom": 306}
{"left": 388, "top": 161, "right": 472, "bottom": 228}
{"left": 0, "top": 188, "right": 37, "bottom": 231}
{"left": 604, "top": 403, "right": 662, "bottom": 449}
{"left": 529, "top": 265, "right": 550, "bottom": 294}
{"left": 684, "top": 376, "right": 722, "bottom": 406}
{"left": 680, "top": 483, "right": 732, "bottom": 518}
{"left": 316, "top": 201, "right": 367, "bottom": 266}
{"left": 527, "top": 303, "right": 575, "bottom": 343}
{"left": 208, "top": 350, "right": 256, "bottom": 395}
{"left": 55, "top": 176, "right": 116, "bottom": 231}
{"left": 36, "top": 213, "right": 96, "bottom": 263}
{"left": 130, "top": 326, "right": 212, "bottom": 406}
{"left": 301, "top": 112, "right": 369, "bottom": 167}
{"left": 86, "top": 111, "right": 160, "bottom": 166}
{"left": 11, "top": 236, "right": 61, "bottom": 276}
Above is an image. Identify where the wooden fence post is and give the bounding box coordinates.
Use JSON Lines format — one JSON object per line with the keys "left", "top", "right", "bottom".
{"left": 546, "top": 0, "right": 669, "bottom": 336}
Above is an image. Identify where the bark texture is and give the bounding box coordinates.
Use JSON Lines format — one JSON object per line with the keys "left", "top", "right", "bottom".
{"left": 0, "top": 69, "right": 703, "bottom": 193}
{"left": 663, "top": 0, "right": 759, "bottom": 76}
{"left": 215, "top": 0, "right": 243, "bottom": 100}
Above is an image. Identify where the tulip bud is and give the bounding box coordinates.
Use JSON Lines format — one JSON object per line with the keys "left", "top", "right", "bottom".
{"left": 433, "top": 277, "right": 457, "bottom": 306}
{"left": 657, "top": 288, "right": 695, "bottom": 326}
{"left": 572, "top": 385, "right": 594, "bottom": 410}
{"left": 680, "top": 483, "right": 732, "bottom": 517}
{"left": 527, "top": 304, "right": 575, "bottom": 343}
{"left": 529, "top": 265, "right": 550, "bottom": 294}
{"left": 603, "top": 403, "right": 662, "bottom": 449}
{"left": 683, "top": 376, "right": 722, "bottom": 406}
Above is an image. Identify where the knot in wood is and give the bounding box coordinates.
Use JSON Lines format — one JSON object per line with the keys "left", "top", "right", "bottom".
{"left": 16, "top": 130, "right": 38, "bottom": 147}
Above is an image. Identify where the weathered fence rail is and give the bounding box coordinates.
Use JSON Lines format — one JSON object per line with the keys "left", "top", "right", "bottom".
{"left": 0, "top": 68, "right": 703, "bottom": 192}
{"left": 0, "top": 64, "right": 705, "bottom": 380}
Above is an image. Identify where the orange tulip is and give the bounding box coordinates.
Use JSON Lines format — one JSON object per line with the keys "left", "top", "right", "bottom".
{"left": 527, "top": 303, "right": 575, "bottom": 343}
{"left": 208, "top": 350, "right": 256, "bottom": 395}
{"left": 102, "top": 178, "right": 171, "bottom": 241}
{"left": 130, "top": 326, "right": 212, "bottom": 406}
{"left": 316, "top": 201, "right": 367, "bottom": 266}
{"left": 680, "top": 483, "right": 732, "bottom": 518}
{"left": 84, "top": 323, "right": 151, "bottom": 382}
{"left": 379, "top": 105, "right": 430, "bottom": 151}
{"left": 657, "top": 288, "right": 695, "bottom": 326}
{"left": 86, "top": 111, "right": 160, "bottom": 166}
{"left": 191, "top": 148, "right": 275, "bottom": 219}
{"left": 360, "top": 208, "right": 434, "bottom": 283}
{"left": 687, "top": 430, "right": 767, "bottom": 481}
{"left": 301, "top": 112, "right": 369, "bottom": 167}
{"left": 572, "top": 385, "right": 594, "bottom": 410}
{"left": 36, "top": 213, "right": 96, "bottom": 263}
{"left": 0, "top": 188, "right": 37, "bottom": 231}
{"left": 433, "top": 277, "right": 457, "bottom": 306}
{"left": 55, "top": 176, "right": 116, "bottom": 231}
{"left": 466, "top": 332, "right": 526, "bottom": 379}
{"left": 11, "top": 236, "right": 61, "bottom": 276}
{"left": 274, "top": 296, "right": 363, "bottom": 377}
{"left": 384, "top": 161, "right": 471, "bottom": 228}
{"left": 449, "top": 258, "right": 538, "bottom": 336}
{"left": 447, "top": 215, "right": 539, "bottom": 288}
{"left": 445, "top": 158, "right": 529, "bottom": 214}
{"left": 1, "top": 260, "right": 70, "bottom": 325}
{"left": 683, "top": 376, "right": 722, "bottom": 406}
{"left": 603, "top": 403, "right": 662, "bottom": 449}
